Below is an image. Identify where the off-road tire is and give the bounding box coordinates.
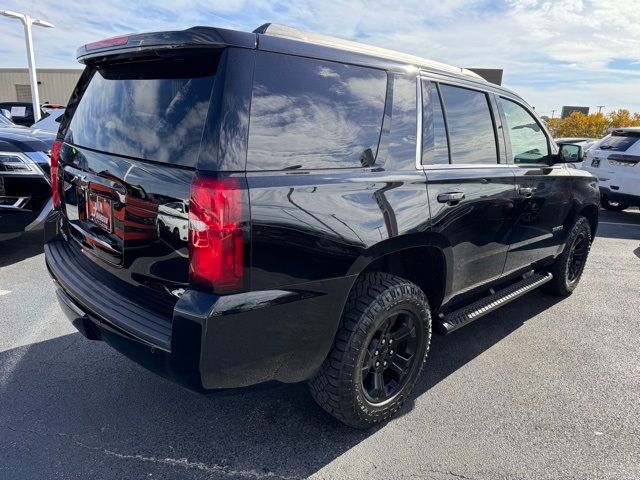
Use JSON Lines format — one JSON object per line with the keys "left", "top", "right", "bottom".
{"left": 544, "top": 216, "right": 592, "bottom": 296}
{"left": 309, "top": 272, "right": 432, "bottom": 429}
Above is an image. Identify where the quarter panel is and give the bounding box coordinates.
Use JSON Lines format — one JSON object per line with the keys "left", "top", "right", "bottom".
{"left": 247, "top": 169, "right": 431, "bottom": 290}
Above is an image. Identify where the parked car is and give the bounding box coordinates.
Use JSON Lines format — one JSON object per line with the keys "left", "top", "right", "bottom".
{"left": 554, "top": 138, "right": 597, "bottom": 169}
{"left": 158, "top": 200, "right": 189, "bottom": 241}
{"left": 31, "top": 107, "right": 66, "bottom": 133}
{"left": 0, "top": 102, "right": 64, "bottom": 127}
{"left": 0, "top": 119, "right": 54, "bottom": 241}
{"left": 0, "top": 113, "right": 15, "bottom": 127}
{"left": 0, "top": 102, "right": 38, "bottom": 127}
{"left": 44, "top": 24, "right": 599, "bottom": 428}
{"left": 582, "top": 128, "right": 640, "bottom": 211}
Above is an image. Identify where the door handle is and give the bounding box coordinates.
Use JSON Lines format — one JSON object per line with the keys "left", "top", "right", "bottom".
{"left": 518, "top": 187, "right": 536, "bottom": 197}
{"left": 437, "top": 192, "right": 465, "bottom": 204}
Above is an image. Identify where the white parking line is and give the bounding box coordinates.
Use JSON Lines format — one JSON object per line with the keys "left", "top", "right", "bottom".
{"left": 0, "top": 290, "right": 11, "bottom": 296}
{"left": 599, "top": 221, "right": 640, "bottom": 227}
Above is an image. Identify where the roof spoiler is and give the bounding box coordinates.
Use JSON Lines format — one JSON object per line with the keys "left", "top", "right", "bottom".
{"left": 76, "top": 27, "right": 256, "bottom": 64}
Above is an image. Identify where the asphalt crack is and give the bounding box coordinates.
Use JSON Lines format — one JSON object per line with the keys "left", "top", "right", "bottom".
{"left": 1, "top": 424, "right": 302, "bottom": 480}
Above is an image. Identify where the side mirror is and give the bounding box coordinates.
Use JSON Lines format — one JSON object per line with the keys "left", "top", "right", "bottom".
{"left": 557, "top": 143, "right": 584, "bottom": 163}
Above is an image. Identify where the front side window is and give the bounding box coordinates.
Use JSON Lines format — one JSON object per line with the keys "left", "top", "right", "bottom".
{"left": 247, "top": 52, "right": 387, "bottom": 170}
{"left": 500, "top": 98, "right": 549, "bottom": 164}
{"left": 439, "top": 85, "right": 498, "bottom": 165}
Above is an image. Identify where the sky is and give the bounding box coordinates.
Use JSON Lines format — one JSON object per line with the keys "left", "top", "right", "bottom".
{"left": 0, "top": 0, "right": 638, "bottom": 116}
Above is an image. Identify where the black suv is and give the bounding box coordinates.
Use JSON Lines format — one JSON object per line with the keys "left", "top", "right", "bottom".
{"left": 44, "top": 24, "right": 599, "bottom": 428}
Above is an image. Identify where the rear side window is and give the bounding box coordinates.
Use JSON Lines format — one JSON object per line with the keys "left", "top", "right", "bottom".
{"left": 421, "top": 80, "right": 449, "bottom": 165}
{"left": 439, "top": 84, "right": 498, "bottom": 165}
{"left": 597, "top": 133, "right": 640, "bottom": 152}
{"left": 247, "top": 53, "right": 387, "bottom": 170}
{"left": 500, "top": 98, "right": 549, "bottom": 164}
{"left": 65, "top": 54, "right": 218, "bottom": 167}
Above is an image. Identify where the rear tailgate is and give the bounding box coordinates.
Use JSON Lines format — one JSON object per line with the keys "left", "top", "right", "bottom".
{"left": 53, "top": 47, "right": 223, "bottom": 344}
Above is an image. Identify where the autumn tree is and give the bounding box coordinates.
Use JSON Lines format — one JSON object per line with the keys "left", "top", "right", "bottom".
{"left": 547, "top": 109, "right": 640, "bottom": 138}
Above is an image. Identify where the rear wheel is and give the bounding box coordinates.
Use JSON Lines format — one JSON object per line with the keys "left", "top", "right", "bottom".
{"left": 309, "top": 272, "right": 431, "bottom": 429}
{"left": 544, "top": 216, "right": 592, "bottom": 296}
{"left": 601, "top": 196, "right": 629, "bottom": 211}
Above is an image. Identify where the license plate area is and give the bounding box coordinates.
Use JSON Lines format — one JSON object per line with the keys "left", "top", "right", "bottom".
{"left": 86, "top": 191, "right": 113, "bottom": 233}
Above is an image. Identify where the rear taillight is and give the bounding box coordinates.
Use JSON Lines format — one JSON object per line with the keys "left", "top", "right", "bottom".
{"left": 188, "top": 175, "right": 247, "bottom": 293}
{"left": 85, "top": 35, "right": 129, "bottom": 51}
{"left": 608, "top": 154, "right": 639, "bottom": 167}
{"left": 50, "top": 139, "right": 62, "bottom": 209}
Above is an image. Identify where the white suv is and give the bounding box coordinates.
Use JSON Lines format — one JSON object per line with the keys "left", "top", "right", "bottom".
{"left": 583, "top": 128, "right": 640, "bottom": 211}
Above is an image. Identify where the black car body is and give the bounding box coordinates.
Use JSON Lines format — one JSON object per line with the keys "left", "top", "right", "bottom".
{"left": 0, "top": 118, "right": 54, "bottom": 241}
{"left": 44, "top": 24, "right": 600, "bottom": 427}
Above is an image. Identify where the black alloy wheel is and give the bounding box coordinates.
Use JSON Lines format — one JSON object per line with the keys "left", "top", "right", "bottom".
{"left": 361, "top": 311, "right": 420, "bottom": 404}
{"left": 544, "top": 215, "right": 592, "bottom": 296}
{"left": 566, "top": 232, "right": 588, "bottom": 283}
{"left": 309, "top": 272, "right": 431, "bottom": 429}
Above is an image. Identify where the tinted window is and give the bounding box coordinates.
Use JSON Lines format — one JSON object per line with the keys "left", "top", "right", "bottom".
{"left": 439, "top": 85, "right": 497, "bottom": 165}
{"left": 421, "top": 80, "right": 449, "bottom": 165}
{"left": 597, "top": 133, "right": 639, "bottom": 152}
{"left": 500, "top": 98, "right": 549, "bottom": 164}
{"left": 386, "top": 75, "right": 417, "bottom": 165}
{"left": 66, "top": 55, "right": 218, "bottom": 167}
{"left": 247, "top": 53, "right": 387, "bottom": 170}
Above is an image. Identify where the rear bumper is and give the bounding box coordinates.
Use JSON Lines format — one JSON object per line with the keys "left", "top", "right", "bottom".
{"left": 600, "top": 186, "right": 640, "bottom": 206}
{"left": 46, "top": 238, "right": 352, "bottom": 391}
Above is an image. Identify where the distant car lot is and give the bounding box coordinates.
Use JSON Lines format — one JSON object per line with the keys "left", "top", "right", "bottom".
{"left": 0, "top": 207, "right": 639, "bottom": 480}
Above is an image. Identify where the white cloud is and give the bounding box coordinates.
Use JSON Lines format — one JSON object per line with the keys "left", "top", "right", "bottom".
{"left": 0, "top": 0, "right": 638, "bottom": 114}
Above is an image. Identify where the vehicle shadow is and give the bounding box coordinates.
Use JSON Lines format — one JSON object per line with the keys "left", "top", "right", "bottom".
{"left": 0, "top": 290, "right": 561, "bottom": 479}
{"left": 597, "top": 209, "right": 640, "bottom": 240}
{"left": 0, "top": 229, "right": 44, "bottom": 268}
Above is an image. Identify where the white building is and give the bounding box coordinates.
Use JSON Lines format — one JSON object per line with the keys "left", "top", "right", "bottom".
{"left": 0, "top": 68, "right": 82, "bottom": 105}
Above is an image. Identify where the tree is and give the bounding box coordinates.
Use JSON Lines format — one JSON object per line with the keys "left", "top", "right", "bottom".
{"left": 547, "top": 109, "right": 640, "bottom": 138}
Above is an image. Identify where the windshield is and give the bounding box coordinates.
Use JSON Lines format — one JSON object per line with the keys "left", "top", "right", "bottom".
{"left": 65, "top": 54, "right": 219, "bottom": 167}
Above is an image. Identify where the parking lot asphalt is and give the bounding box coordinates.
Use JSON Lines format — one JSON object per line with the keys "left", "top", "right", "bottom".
{"left": 1, "top": 209, "right": 639, "bottom": 480}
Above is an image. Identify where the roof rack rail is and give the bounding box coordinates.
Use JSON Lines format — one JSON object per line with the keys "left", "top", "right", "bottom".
{"left": 253, "top": 23, "right": 484, "bottom": 81}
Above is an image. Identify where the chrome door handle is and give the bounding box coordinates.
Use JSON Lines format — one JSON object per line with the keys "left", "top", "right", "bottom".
{"left": 437, "top": 192, "right": 465, "bottom": 204}
{"left": 518, "top": 187, "right": 536, "bottom": 196}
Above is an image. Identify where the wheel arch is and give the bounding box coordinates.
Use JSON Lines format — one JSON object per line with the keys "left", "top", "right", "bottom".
{"left": 346, "top": 234, "right": 450, "bottom": 312}
{"left": 577, "top": 203, "right": 599, "bottom": 239}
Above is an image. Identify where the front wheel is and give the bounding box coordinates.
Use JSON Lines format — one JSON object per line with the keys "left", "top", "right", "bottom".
{"left": 601, "top": 196, "right": 629, "bottom": 211}
{"left": 544, "top": 216, "right": 592, "bottom": 296}
{"left": 309, "top": 273, "right": 431, "bottom": 429}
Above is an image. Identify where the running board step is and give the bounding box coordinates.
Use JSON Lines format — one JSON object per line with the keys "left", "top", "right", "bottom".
{"left": 435, "top": 272, "right": 553, "bottom": 335}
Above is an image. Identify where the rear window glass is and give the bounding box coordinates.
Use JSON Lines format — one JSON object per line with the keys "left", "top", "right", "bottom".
{"left": 247, "top": 52, "right": 387, "bottom": 170}
{"left": 598, "top": 133, "right": 639, "bottom": 152}
{"left": 65, "top": 55, "right": 217, "bottom": 167}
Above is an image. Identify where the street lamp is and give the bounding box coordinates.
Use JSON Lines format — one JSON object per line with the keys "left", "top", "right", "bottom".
{"left": 1, "top": 10, "right": 55, "bottom": 122}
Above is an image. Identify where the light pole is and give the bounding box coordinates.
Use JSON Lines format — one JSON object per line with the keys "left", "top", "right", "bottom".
{"left": 1, "top": 10, "right": 55, "bottom": 122}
